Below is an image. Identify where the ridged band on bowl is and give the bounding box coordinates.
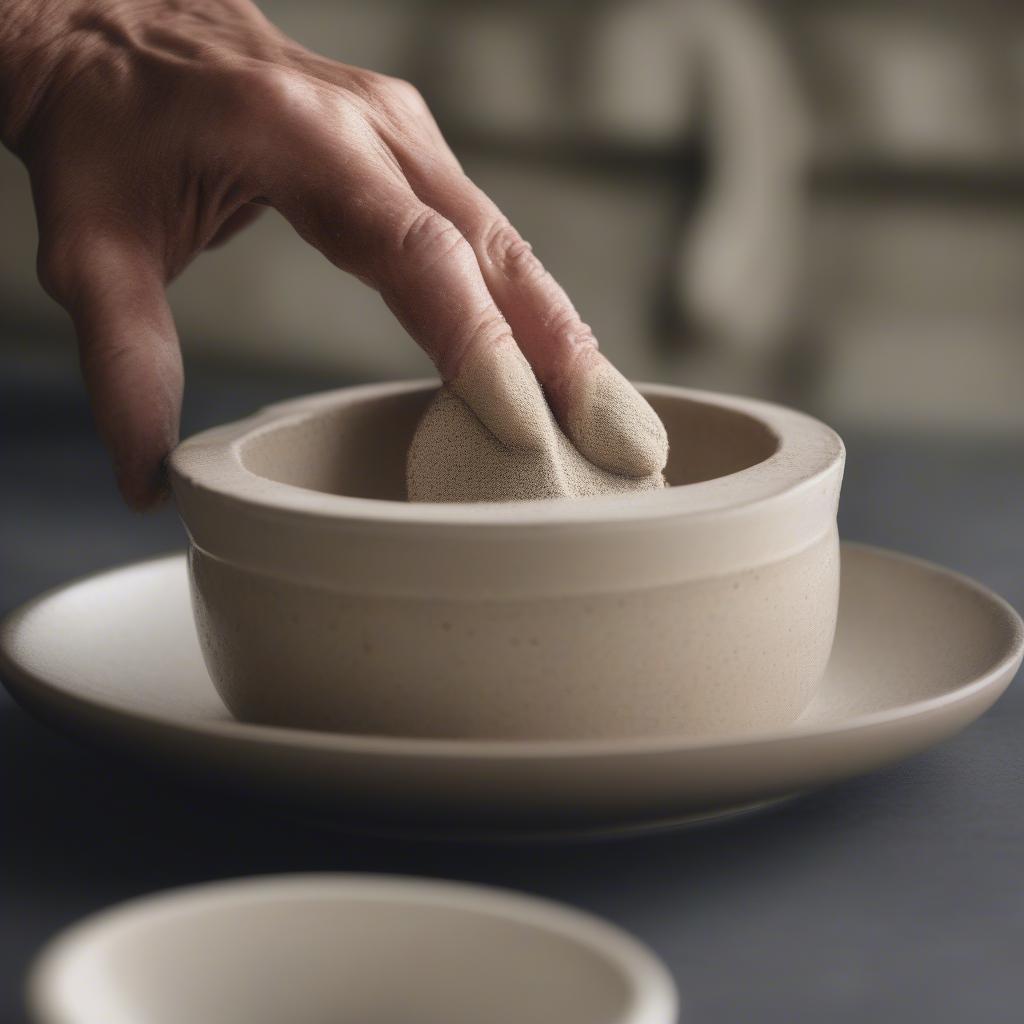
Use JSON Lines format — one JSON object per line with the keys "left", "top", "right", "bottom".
{"left": 170, "top": 381, "right": 845, "bottom": 601}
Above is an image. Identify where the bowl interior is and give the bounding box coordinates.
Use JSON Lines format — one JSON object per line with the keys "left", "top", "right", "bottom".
{"left": 40, "top": 885, "right": 643, "bottom": 1024}
{"left": 240, "top": 386, "right": 779, "bottom": 501}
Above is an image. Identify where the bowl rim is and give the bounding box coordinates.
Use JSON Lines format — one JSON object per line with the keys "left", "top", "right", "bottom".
{"left": 169, "top": 380, "right": 844, "bottom": 530}
{"left": 27, "top": 874, "right": 679, "bottom": 1024}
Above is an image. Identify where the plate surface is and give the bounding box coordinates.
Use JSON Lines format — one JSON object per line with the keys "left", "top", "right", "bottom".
{"left": 1, "top": 544, "right": 1020, "bottom": 839}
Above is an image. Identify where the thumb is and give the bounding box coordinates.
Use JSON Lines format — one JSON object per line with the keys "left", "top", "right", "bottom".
{"left": 39, "top": 227, "right": 183, "bottom": 508}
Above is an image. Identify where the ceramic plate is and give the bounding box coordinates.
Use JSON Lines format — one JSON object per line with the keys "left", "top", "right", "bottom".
{"left": 1, "top": 544, "right": 1020, "bottom": 840}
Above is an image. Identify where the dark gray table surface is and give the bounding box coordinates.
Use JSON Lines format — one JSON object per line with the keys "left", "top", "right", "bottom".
{"left": 2, "top": 349, "right": 1022, "bottom": 1024}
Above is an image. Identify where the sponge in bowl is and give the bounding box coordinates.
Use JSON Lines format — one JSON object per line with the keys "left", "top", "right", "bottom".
{"left": 407, "top": 342, "right": 668, "bottom": 503}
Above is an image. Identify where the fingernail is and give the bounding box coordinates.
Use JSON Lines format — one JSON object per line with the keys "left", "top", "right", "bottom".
{"left": 565, "top": 357, "right": 669, "bottom": 478}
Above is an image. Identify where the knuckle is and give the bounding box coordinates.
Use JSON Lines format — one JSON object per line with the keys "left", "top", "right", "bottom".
{"left": 483, "top": 220, "right": 541, "bottom": 282}
{"left": 344, "top": 69, "right": 413, "bottom": 115}
{"left": 549, "top": 308, "right": 596, "bottom": 352}
{"left": 466, "top": 310, "right": 514, "bottom": 349}
{"left": 221, "top": 64, "right": 361, "bottom": 162}
{"left": 230, "top": 64, "right": 318, "bottom": 125}
{"left": 36, "top": 229, "right": 90, "bottom": 305}
{"left": 346, "top": 67, "right": 388, "bottom": 95}
{"left": 383, "top": 76, "right": 427, "bottom": 111}
{"left": 36, "top": 246, "right": 69, "bottom": 303}
{"left": 394, "top": 208, "right": 468, "bottom": 266}
{"left": 37, "top": 220, "right": 143, "bottom": 311}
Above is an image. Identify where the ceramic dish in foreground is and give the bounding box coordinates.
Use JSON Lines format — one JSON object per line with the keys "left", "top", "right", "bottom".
{"left": 0, "top": 544, "right": 1020, "bottom": 840}
{"left": 27, "top": 875, "right": 678, "bottom": 1024}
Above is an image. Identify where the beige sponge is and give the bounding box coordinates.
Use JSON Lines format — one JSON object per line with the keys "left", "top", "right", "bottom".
{"left": 407, "top": 343, "right": 668, "bottom": 503}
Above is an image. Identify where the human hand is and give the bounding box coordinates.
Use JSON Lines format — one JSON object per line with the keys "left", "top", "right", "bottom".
{"left": 0, "top": 0, "right": 666, "bottom": 507}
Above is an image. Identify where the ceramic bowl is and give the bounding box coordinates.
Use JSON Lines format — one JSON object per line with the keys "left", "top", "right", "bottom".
{"left": 170, "top": 382, "right": 844, "bottom": 739}
{"left": 28, "top": 875, "right": 678, "bottom": 1024}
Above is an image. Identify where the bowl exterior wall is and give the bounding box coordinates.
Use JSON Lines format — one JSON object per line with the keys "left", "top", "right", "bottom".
{"left": 188, "top": 527, "right": 839, "bottom": 739}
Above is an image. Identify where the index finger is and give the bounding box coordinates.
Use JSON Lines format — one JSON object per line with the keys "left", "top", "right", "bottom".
{"left": 397, "top": 154, "right": 668, "bottom": 478}
{"left": 261, "top": 118, "right": 554, "bottom": 452}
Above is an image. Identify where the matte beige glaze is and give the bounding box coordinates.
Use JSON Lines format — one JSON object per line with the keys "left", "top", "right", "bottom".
{"left": 191, "top": 529, "right": 837, "bottom": 737}
{"left": 1, "top": 546, "right": 1020, "bottom": 837}
{"left": 170, "top": 382, "right": 845, "bottom": 739}
{"left": 28, "top": 876, "right": 678, "bottom": 1024}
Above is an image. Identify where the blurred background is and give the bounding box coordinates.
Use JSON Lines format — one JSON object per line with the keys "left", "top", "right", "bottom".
{"left": 4, "top": 0, "right": 1024, "bottom": 434}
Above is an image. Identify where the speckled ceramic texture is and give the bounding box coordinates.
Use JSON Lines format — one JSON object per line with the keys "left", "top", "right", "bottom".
{"left": 170, "top": 382, "right": 845, "bottom": 739}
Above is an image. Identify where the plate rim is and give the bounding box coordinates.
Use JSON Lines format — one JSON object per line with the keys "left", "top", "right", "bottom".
{"left": 1, "top": 542, "right": 1021, "bottom": 763}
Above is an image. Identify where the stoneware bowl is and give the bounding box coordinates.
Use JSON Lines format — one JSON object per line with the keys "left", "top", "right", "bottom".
{"left": 169, "top": 382, "right": 844, "bottom": 739}
{"left": 28, "top": 875, "right": 678, "bottom": 1024}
